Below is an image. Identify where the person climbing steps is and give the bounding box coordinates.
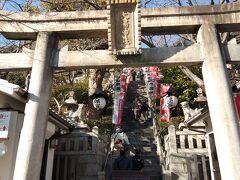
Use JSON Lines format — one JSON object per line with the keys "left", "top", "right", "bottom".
{"left": 132, "top": 149, "right": 144, "bottom": 171}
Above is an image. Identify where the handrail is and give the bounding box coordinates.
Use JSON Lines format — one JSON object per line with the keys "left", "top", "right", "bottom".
{"left": 102, "top": 140, "right": 112, "bottom": 172}
{"left": 102, "top": 125, "right": 116, "bottom": 172}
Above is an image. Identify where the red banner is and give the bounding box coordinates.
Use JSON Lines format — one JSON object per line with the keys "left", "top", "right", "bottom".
{"left": 161, "top": 84, "right": 171, "bottom": 96}
{"left": 120, "top": 76, "right": 127, "bottom": 92}
{"left": 155, "top": 79, "right": 159, "bottom": 98}
{"left": 118, "top": 92, "right": 125, "bottom": 125}
{"left": 160, "top": 103, "right": 170, "bottom": 122}
{"left": 150, "top": 66, "right": 158, "bottom": 72}
{"left": 126, "top": 75, "right": 131, "bottom": 84}
{"left": 233, "top": 94, "right": 240, "bottom": 122}
{"left": 150, "top": 66, "right": 158, "bottom": 79}
{"left": 160, "top": 84, "right": 171, "bottom": 122}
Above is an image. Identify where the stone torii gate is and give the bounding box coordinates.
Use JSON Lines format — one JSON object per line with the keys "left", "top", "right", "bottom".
{"left": 0, "top": 1, "right": 240, "bottom": 180}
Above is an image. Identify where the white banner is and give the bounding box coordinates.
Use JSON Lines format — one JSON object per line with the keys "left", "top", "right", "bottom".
{"left": 0, "top": 111, "right": 11, "bottom": 139}
{"left": 112, "top": 93, "right": 119, "bottom": 124}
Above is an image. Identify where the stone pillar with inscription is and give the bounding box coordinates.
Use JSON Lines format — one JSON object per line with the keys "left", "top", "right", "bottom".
{"left": 108, "top": 0, "right": 141, "bottom": 55}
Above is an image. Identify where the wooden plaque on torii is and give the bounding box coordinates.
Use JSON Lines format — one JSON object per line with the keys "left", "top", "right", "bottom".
{"left": 107, "top": 0, "right": 141, "bottom": 55}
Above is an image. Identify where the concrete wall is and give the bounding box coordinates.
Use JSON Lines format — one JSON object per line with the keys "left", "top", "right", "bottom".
{"left": 52, "top": 127, "right": 108, "bottom": 180}
{"left": 162, "top": 125, "right": 209, "bottom": 180}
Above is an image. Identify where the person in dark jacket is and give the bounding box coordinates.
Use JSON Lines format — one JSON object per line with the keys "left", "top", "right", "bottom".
{"left": 113, "top": 148, "right": 131, "bottom": 170}
{"left": 133, "top": 95, "right": 142, "bottom": 120}
{"left": 141, "top": 100, "right": 150, "bottom": 122}
{"left": 131, "top": 70, "right": 136, "bottom": 81}
{"left": 132, "top": 149, "right": 144, "bottom": 170}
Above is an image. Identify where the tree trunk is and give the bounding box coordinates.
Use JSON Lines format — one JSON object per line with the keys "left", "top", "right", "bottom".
{"left": 88, "top": 68, "right": 106, "bottom": 96}
{"left": 86, "top": 68, "right": 106, "bottom": 119}
{"left": 178, "top": 65, "right": 205, "bottom": 92}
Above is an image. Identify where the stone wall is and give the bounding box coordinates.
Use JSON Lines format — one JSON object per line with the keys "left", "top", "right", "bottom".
{"left": 160, "top": 125, "right": 209, "bottom": 180}
{"left": 52, "top": 126, "right": 108, "bottom": 180}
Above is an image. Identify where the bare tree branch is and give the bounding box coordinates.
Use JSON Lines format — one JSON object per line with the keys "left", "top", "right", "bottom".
{"left": 176, "top": 0, "right": 182, "bottom": 6}
{"left": 54, "top": 97, "right": 62, "bottom": 114}
{"left": 7, "top": 0, "right": 24, "bottom": 11}
{"left": 187, "top": 0, "right": 193, "bottom": 6}
{"left": 142, "top": 38, "right": 155, "bottom": 48}
{"left": 144, "top": 0, "right": 152, "bottom": 8}
{"left": 40, "top": 0, "right": 102, "bottom": 10}
{"left": 163, "top": 35, "right": 168, "bottom": 47}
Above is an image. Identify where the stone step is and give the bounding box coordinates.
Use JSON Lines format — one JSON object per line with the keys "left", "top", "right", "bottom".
{"left": 143, "top": 166, "right": 161, "bottom": 172}
{"left": 126, "top": 131, "right": 154, "bottom": 136}
{"left": 128, "top": 136, "right": 154, "bottom": 140}
{"left": 127, "top": 136, "right": 154, "bottom": 141}
{"left": 141, "top": 151, "right": 159, "bottom": 156}
{"left": 111, "top": 156, "right": 160, "bottom": 167}
{"left": 127, "top": 135, "right": 155, "bottom": 140}
{"left": 132, "top": 142, "right": 152, "bottom": 145}
{"left": 144, "top": 157, "right": 160, "bottom": 166}
{"left": 129, "top": 144, "right": 157, "bottom": 151}
{"left": 111, "top": 170, "right": 161, "bottom": 180}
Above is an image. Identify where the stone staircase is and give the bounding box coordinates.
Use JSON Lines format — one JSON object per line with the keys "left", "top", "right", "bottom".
{"left": 111, "top": 81, "right": 161, "bottom": 180}
{"left": 111, "top": 170, "right": 160, "bottom": 180}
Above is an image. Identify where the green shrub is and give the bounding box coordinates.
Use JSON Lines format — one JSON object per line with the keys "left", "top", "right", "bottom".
{"left": 6, "top": 72, "right": 28, "bottom": 88}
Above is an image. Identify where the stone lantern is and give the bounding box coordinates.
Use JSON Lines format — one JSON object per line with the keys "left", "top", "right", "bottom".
{"left": 64, "top": 91, "right": 78, "bottom": 117}
{"left": 194, "top": 88, "right": 207, "bottom": 108}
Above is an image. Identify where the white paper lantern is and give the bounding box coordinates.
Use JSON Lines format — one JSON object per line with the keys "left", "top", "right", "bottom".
{"left": 93, "top": 97, "right": 106, "bottom": 110}
{"left": 165, "top": 96, "right": 178, "bottom": 108}
{"left": 0, "top": 143, "right": 7, "bottom": 157}
{"left": 148, "top": 82, "right": 155, "bottom": 93}
{"left": 145, "top": 72, "right": 151, "bottom": 82}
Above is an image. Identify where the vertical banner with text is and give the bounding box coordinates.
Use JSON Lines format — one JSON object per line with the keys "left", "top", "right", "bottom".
{"left": 233, "top": 93, "right": 240, "bottom": 123}
{"left": 112, "top": 93, "right": 120, "bottom": 124}
{"left": 150, "top": 66, "right": 158, "bottom": 79}
{"left": 0, "top": 111, "right": 11, "bottom": 139}
{"left": 117, "top": 92, "right": 125, "bottom": 125}
{"left": 155, "top": 80, "right": 159, "bottom": 98}
{"left": 160, "top": 84, "right": 171, "bottom": 122}
{"left": 120, "top": 76, "right": 127, "bottom": 92}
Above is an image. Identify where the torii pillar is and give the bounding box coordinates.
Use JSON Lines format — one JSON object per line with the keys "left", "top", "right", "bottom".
{"left": 13, "top": 32, "right": 56, "bottom": 180}
{"left": 198, "top": 24, "right": 240, "bottom": 180}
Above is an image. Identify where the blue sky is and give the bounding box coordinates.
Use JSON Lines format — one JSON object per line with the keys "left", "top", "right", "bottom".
{"left": 2, "top": 0, "right": 40, "bottom": 11}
